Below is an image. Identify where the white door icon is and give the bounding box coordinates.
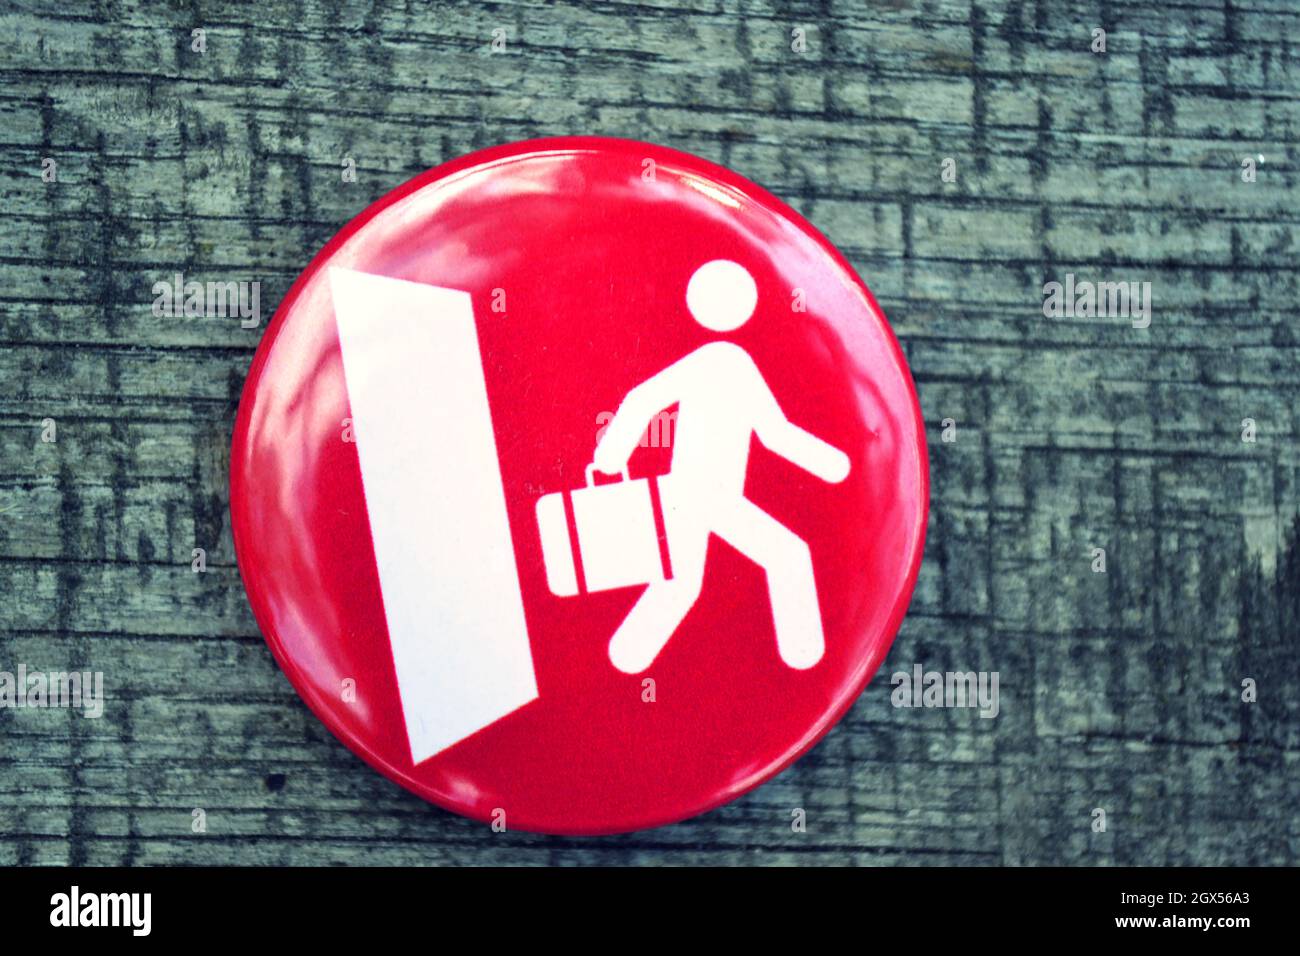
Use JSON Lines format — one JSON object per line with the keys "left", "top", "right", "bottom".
{"left": 330, "top": 267, "right": 538, "bottom": 765}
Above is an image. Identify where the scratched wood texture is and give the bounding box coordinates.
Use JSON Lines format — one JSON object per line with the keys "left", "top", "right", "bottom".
{"left": 1, "top": 0, "right": 1298, "bottom": 866}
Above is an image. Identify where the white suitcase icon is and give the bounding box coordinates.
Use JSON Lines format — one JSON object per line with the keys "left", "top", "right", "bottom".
{"left": 536, "top": 466, "right": 667, "bottom": 596}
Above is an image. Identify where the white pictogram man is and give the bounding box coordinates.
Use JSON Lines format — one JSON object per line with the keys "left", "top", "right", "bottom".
{"left": 592, "top": 260, "right": 851, "bottom": 673}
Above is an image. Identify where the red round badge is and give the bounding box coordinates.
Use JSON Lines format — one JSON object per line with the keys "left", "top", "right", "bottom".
{"left": 231, "top": 137, "right": 928, "bottom": 834}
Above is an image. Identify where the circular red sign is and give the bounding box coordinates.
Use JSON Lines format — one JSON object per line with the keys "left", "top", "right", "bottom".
{"left": 231, "top": 137, "right": 928, "bottom": 834}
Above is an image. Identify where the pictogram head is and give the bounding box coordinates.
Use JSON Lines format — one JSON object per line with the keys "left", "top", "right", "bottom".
{"left": 686, "top": 259, "right": 758, "bottom": 331}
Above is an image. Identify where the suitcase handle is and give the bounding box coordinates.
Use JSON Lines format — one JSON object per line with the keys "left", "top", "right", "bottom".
{"left": 585, "top": 463, "right": 631, "bottom": 487}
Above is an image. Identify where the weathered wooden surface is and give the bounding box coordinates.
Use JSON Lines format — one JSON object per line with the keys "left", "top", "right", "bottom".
{"left": 1, "top": 0, "right": 1298, "bottom": 865}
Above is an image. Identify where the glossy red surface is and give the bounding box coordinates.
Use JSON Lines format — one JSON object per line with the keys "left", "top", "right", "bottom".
{"left": 230, "top": 137, "right": 928, "bottom": 834}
